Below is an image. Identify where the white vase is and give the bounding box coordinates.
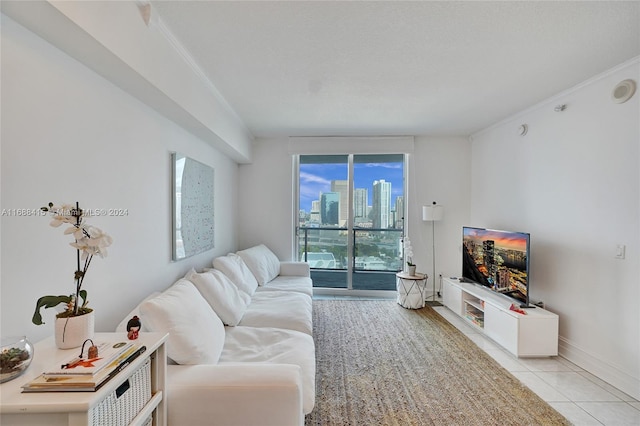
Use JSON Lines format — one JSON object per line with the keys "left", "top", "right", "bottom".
{"left": 408, "top": 265, "right": 417, "bottom": 276}
{"left": 55, "top": 311, "right": 95, "bottom": 349}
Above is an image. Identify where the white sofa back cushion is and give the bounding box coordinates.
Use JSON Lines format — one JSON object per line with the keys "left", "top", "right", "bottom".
{"left": 140, "top": 279, "right": 225, "bottom": 365}
{"left": 212, "top": 253, "right": 259, "bottom": 295}
{"left": 185, "top": 269, "right": 248, "bottom": 326}
{"left": 237, "top": 244, "right": 281, "bottom": 286}
{"left": 115, "top": 291, "right": 161, "bottom": 333}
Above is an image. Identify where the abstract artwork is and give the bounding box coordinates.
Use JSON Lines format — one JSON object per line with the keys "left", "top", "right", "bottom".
{"left": 172, "top": 153, "right": 215, "bottom": 260}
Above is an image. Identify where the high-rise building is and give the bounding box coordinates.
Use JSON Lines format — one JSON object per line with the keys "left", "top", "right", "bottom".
{"left": 310, "top": 200, "right": 320, "bottom": 223}
{"left": 331, "top": 180, "right": 348, "bottom": 227}
{"left": 372, "top": 179, "right": 391, "bottom": 229}
{"left": 395, "top": 196, "right": 404, "bottom": 228}
{"left": 483, "top": 240, "right": 496, "bottom": 284}
{"left": 353, "top": 188, "right": 368, "bottom": 220}
{"left": 320, "top": 192, "right": 340, "bottom": 225}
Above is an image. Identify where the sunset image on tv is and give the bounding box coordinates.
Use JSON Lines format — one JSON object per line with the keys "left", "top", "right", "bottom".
{"left": 462, "top": 227, "right": 530, "bottom": 305}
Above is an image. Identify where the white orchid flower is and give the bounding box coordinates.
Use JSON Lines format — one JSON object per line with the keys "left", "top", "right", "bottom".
{"left": 70, "top": 228, "right": 112, "bottom": 259}
{"left": 64, "top": 225, "right": 86, "bottom": 240}
{"left": 49, "top": 204, "right": 81, "bottom": 227}
{"left": 70, "top": 239, "right": 92, "bottom": 260}
{"left": 86, "top": 227, "right": 113, "bottom": 249}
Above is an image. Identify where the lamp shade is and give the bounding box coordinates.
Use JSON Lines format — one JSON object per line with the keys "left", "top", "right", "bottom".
{"left": 422, "top": 204, "right": 444, "bottom": 221}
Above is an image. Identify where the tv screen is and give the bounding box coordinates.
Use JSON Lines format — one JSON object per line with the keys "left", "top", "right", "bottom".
{"left": 462, "top": 227, "right": 530, "bottom": 307}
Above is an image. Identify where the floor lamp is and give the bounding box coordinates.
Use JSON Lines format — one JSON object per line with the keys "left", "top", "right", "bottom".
{"left": 423, "top": 202, "right": 443, "bottom": 306}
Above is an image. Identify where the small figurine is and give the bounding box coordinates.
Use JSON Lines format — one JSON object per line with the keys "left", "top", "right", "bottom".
{"left": 127, "top": 315, "right": 141, "bottom": 340}
{"left": 509, "top": 304, "right": 526, "bottom": 315}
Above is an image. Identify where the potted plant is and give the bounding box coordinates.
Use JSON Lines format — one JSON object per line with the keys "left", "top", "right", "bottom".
{"left": 32, "top": 202, "right": 112, "bottom": 349}
{"left": 403, "top": 237, "right": 416, "bottom": 276}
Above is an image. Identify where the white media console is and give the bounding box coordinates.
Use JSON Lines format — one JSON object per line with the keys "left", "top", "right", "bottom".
{"left": 442, "top": 277, "right": 559, "bottom": 357}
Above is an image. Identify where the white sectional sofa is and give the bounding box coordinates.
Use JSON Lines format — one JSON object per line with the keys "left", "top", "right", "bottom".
{"left": 116, "top": 245, "right": 315, "bottom": 426}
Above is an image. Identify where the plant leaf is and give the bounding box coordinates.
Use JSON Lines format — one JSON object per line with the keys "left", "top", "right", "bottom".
{"left": 32, "top": 295, "right": 72, "bottom": 325}
{"left": 78, "top": 290, "right": 88, "bottom": 308}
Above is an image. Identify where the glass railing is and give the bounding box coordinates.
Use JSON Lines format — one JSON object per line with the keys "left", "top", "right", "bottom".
{"left": 298, "top": 227, "right": 348, "bottom": 269}
{"left": 298, "top": 227, "right": 403, "bottom": 290}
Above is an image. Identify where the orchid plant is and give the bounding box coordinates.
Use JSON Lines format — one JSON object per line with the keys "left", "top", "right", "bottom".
{"left": 403, "top": 237, "right": 415, "bottom": 267}
{"left": 32, "top": 202, "right": 113, "bottom": 325}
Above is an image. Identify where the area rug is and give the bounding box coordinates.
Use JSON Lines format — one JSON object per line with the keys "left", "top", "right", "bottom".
{"left": 305, "top": 300, "right": 570, "bottom": 426}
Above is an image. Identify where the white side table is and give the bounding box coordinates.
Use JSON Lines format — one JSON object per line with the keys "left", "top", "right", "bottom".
{"left": 396, "top": 272, "right": 428, "bottom": 309}
{"left": 0, "top": 332, "right": 168, "bottom": 426}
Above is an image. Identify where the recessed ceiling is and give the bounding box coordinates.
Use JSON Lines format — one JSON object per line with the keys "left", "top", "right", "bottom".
{"left": 151, "top": 1, "right": 639, "bottom": 138}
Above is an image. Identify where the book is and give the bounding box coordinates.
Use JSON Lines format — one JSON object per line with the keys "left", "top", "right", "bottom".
{"left": 22, "top": 345, "right": 146, "bottom": 392}
{"left": 43, "top": 340, "right": 134, "bottom": 377}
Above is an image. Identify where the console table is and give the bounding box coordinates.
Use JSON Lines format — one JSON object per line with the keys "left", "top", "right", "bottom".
{"left": 0, "top": 332, "right": 168, "bottom": 426}
{"left": 442, "top": 277, "right": 559, "bottom": 357}
{"left": 396, "top": 272, "right": 428, "bottom": 309}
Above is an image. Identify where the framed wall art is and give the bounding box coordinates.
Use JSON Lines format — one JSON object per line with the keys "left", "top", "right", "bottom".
{"left": 171, "top": 152, "right": 215, "bottom": 260}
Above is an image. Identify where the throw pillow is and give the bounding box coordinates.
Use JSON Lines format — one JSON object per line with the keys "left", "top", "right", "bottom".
{"left": 212, "top": 253, "right": 259, "bottom": 295}
{"left": 237, "top": 244, "right": 281, "bottom": 286}
{"left": 115, "top": 291, "right": 161, "bottom": 333}
{"left": 185, "top": 268, "right": 249, "bottom": 326}
{"left": 139, "top": 279, "right": 225, "bottom": 365}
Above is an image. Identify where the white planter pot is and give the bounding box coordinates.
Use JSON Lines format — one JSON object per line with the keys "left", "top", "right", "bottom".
{"left": 408, "top": 265, "right": 417, "bottom": 276}
{"left": 55, "top": 311, "right": 95, "bottom": 349}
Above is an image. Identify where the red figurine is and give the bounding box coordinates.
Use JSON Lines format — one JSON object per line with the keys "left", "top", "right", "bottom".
{"left": 127, "top": 315, "right": 141, "bottom": 340}
{"left": 509, "top": 304, "right": 527, "bottom": 315}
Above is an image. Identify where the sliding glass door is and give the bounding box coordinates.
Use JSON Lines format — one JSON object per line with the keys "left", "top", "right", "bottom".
{"left": 297, "top": 154, "right": 405, "bottom": 291}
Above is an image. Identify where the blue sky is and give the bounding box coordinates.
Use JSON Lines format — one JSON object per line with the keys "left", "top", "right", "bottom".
{"left": 299, "top": 162, "right": 404, "bottom": 212}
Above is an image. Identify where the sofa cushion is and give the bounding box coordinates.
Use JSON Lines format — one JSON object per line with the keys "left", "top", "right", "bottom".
{"left": 213, "top": 253, "right": 259, "bottom": 296}
{"left": 185, "top": 269, "right": 249, "bottom": 326}
{"left": 255, "top": 275, "right": 314, "bottom": 298}
{"left": 140, "top": 279, "right": 225, "bottom": 365}
{"left": 237, "top": 244, "right": 281, "bottom": 286}
{"left": 115, "top": 291, "right": 161, "bottom": 333}
{"left": 221, "top": 326, "right": 316, "bottom": 414}
{"left": 279, "top": 261, "right": 311, "bottom": 278}
{"left": 239, "top": 291, "right": 313, "bottom": 335}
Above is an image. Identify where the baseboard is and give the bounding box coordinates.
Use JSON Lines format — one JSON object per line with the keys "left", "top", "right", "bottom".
{"left": 558, "top": 336, "right": 639, "bottom": 400}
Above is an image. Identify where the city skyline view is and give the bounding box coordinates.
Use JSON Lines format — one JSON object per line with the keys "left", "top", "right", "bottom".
{"left": 299, "top": 161, "right": 404, "bottom": 214}
{"left": 297, "top": 155, "right": 406, "bottom": 279}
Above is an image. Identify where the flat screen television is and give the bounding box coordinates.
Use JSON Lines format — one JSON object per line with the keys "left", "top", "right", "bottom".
{"left": 462, "top": 226, "right": 530, "bottom": 307}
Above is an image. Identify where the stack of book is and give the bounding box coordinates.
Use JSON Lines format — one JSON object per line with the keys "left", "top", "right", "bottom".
{"left": 22, "top": 340, "right": 146, "bottom": 392}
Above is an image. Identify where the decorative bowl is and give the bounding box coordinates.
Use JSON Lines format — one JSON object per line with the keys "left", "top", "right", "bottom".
{"left": 0, "top": 336, "right": 34, "bottom": 383}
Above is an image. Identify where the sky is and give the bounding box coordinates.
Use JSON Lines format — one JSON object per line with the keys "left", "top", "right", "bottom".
{"left": 299, "top": 161, "right": 404, "bottom": 213}
{"left": 463, "top": 227, "right": 529, "bottom": 252}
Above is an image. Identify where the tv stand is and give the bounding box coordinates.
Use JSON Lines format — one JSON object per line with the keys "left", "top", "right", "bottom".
{"left": 442, "top": 278, "right": 558, "bottom": 357}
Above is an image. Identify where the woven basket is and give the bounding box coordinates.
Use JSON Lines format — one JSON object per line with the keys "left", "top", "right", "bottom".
{"left": 90, "top": 358, "right": 151, "bottom": 425}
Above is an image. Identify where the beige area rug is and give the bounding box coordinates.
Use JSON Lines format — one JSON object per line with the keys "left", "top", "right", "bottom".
{"left": 305, "top": 300, "right": 570, "bottom": 426}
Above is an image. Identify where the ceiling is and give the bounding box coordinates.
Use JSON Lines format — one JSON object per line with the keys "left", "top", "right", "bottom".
{"left": 151, "top": 1, "right": 640, "bottom": 138}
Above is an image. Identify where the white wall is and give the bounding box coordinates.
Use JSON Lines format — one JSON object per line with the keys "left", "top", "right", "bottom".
{"left": 237, "top": 136, "right": 472, "bottom": 279}
{"left": 0, "top": 15, "right": 238, "bottom": 342}
{"left": 410, "top": 136, "right": 471, "bottom": 282}
{"left": 470, "top": 60, "right": 640, "bottom": 399}
{"left": 237, "top": 138, "right": 298, "bottom": 260}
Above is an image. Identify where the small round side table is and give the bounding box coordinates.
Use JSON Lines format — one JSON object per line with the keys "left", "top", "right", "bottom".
{"left": 396, "top": 272, "right": 428, "bottom": 309}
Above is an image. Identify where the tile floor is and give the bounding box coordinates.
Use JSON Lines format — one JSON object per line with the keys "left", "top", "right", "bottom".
{"left": 314, "top": 294, "right": 640, "bottom": 426}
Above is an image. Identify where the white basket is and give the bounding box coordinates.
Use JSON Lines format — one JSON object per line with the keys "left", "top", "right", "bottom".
{"left": 90, "top": 358, "right": 151, "bottom": 426}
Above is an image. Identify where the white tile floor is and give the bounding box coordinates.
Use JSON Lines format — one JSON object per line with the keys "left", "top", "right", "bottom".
{"left": 314, "top": 294, "right": 640, "bottom": 426}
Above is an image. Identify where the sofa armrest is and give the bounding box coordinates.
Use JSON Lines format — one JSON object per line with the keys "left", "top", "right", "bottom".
{"left": 167, "top": 363, "right": 304, "bottom": 426}
{"left": 279, "top": 261, "right": 310, "bottom": 277}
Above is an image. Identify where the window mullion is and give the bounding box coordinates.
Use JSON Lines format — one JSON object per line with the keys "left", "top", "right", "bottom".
{"left": 346, "top": 154, "right": 354, "bottom": 290}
